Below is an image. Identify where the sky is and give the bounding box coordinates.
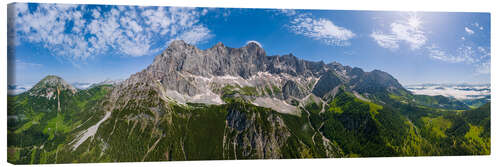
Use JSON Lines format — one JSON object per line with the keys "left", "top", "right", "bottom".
{"left": 7, "top": 3, "right": 491, "bottom": 88}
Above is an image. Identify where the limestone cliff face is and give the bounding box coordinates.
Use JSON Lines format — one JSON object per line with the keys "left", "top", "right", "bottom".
{"left": 111, "top": 40, "right": 407, "bottom": 110}
{"left": 224, "top": 105, "right": 291, "bottom": 159}
{"left": 98, "top": 40, "right": 409, "bottom": 160}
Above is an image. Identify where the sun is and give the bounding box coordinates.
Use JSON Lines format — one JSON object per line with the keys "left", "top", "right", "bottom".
{"left": 407, "top": 13, "right": 422, "bottom": 29}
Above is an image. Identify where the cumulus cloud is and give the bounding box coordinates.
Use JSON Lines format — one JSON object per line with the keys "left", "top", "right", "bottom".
{"left": 371, "top": 14, "right": 426, "bottom": 50}
{"left": 10, "top": 3, "right": 212, "bottom": 61}
{"left": 465, "top": 27, "right": 474, "bottom": 35}
{"left": 289, "top": 14, "right": 355, "bottom": 46}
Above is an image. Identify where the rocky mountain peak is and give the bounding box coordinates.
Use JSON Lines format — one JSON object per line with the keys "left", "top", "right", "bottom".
{"left": 36, "top": 75, "right": 74, "bottom": 89}
{"left": 245, "top": 40, "right": 263, "bottom": 48}
{"left": 214, "top": 41, "right": 225, "bottom": 47}
{"left": 243, "top": 41, "right": 266, "bottom": 58}
{"left": 114, "top": 41, "right": 409, "bottom": 108}
{"left": 28, "top": 75, "right": 77, "bottom": 99}
{"left": 167, "top": 40, "right": 189, "bottom": 49}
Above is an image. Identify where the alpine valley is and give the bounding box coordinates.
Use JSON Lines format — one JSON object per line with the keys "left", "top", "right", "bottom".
{"left": 7, "top": 41, "right": 490, "bottom": 164}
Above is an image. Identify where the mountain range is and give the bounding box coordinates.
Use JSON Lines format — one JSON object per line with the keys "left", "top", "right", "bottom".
{"left": 7, "top": 40, "right": 490, "bottom": 164}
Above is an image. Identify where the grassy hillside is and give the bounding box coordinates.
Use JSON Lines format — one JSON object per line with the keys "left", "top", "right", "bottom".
{"left": 7, "top": 84, "right": 490, "bottom": 164}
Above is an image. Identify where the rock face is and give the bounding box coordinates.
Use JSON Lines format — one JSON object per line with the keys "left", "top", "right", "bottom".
{"left": 224, "top": 106, "right": 291, "bottom": 159}
{"left": 100, "top": 40, "right": 411, "bottom": 160}
{"left": 111, "top": 40, "right": 407, "bottom": 113}
{"left": 148, "top": 41, "right": 321, "bottom": 79}
{"left": 282, "top": 80, "right": 307, "bottom": 99}
{"left": 312, "top": 71, "right": 343, "bottom": 98}
{"left": 97, "top": 40, "right": 412, "bottom": 160}
{"left": 353, "top": 70, "right": 406, "bottom": 94}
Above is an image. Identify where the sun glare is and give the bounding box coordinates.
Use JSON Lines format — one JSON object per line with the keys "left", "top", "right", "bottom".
{"left": 407, "top": 13, "right": 422, "bottom": 29}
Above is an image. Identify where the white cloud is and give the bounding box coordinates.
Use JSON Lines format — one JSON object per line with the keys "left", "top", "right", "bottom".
{"left": 406, "top": 84, "right": 490, "bottom": 100}
{"left": 427, "top": 45, "right": 451, "bottom": 62}
{"left": 473, "top": 22, "right": 484, "bottom": 30}
{"left": 426, "top": 44, "right": 490, "bottom": 75}
{"left": 477, "top": 46, "right": 490, "bottom": 59}
{"left": 475, "top": 46, "right": 491, "bottom": 74}
{"left": 174, "top": 25, "right": 212, "bottom": 45}
{"left": 13, "top": 3, "right": 29, "bottom": 14}
{"left": 421, "top": 20, "right": 489, "bottom": 75}
{"left": 456, "top": 46, "right": 478, "bottom": 64}
{"left": 475, "top": 61, "right": 490, "bottom": 74}
{"left": 465, "top": 27, "right": 474, "bottom": 35}
{"left": 289, "top": 14, "right": 355, "bottom": 46}
{"left": 91, "top": 9, "right": 100, "bottom": 18}
{"left": 11, "top": 4, "right": 212, "bottom": 61}
{"left": 201, "top": 9, "right": 208, "bottom": 16}
{"left": 370, "top": 31, "right": 399, "bottom": 49}
{"left": 278, "top": 9, "right": 297, "bottom": 16}
{"left": 246, "top": 40, "right": 263, "bottom": 48}
{"left": 391, "top": 22, "right": 426, "bottom": 49}
{"left": 371, "top": 14, "right": 426, "bottom": 50}
{"left": 478, "top": 46, "right": 485, "bottom": 53}
{"left": 427, "top": 45, "right": 476, "bottom": 64}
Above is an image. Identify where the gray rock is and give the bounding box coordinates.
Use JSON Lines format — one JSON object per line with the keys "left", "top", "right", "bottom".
{"left": 112, "top": 40, "right": 408, "bottom": 108}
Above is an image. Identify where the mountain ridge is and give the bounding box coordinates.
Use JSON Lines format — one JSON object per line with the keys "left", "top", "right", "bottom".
{"left": 8, "top": 40, "right": 490, "bottom": 164}
{"left": 109, "top": 40, "right": 408, "bottom": 112}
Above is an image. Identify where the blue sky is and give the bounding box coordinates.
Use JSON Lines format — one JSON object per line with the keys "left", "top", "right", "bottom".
{"left": 7, "top": 3, "right": 490, "bottom": 87}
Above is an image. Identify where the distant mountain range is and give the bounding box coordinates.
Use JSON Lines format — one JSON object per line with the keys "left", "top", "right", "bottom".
{"left": 8, "top": 40, "right": 490, "bottom": 164}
